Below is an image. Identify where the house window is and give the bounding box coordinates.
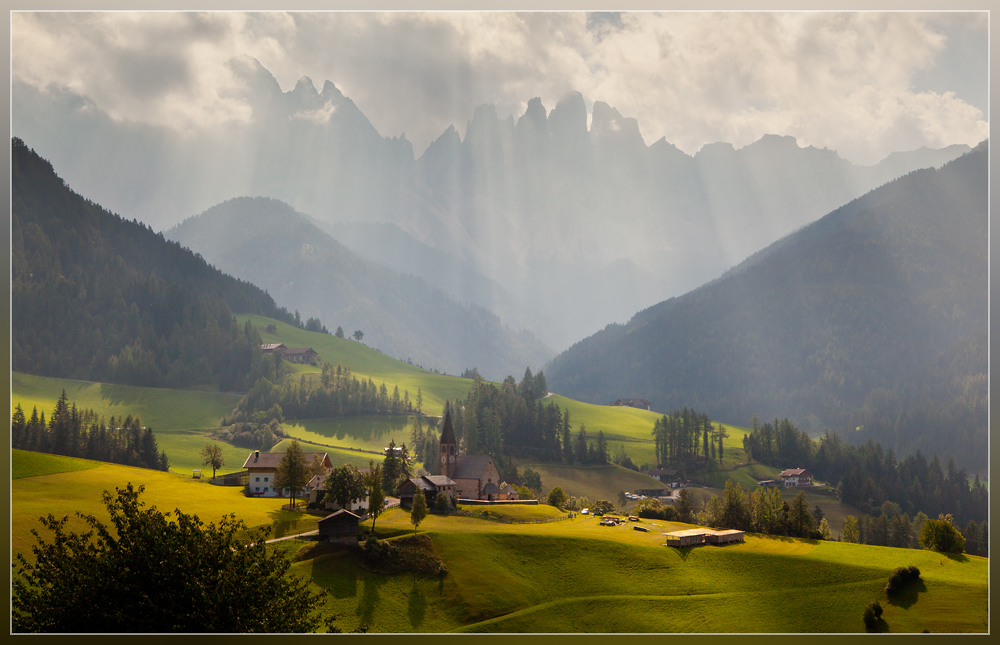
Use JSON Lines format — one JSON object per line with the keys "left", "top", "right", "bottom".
{"left": 264, "top": 477, "right": 269, "bottom": 482}
{"left": 256, "top": 477, "right": 260, "bottom": 482}
{"left": 264, "top": 487, "right": 269, "bottom": 493}
{"left": 255, "top": 487, "right": 260, "bottom": 492}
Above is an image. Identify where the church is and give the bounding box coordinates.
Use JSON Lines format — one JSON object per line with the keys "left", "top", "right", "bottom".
{"left": 439, "top": 411, "right": 504, "bottom": 501}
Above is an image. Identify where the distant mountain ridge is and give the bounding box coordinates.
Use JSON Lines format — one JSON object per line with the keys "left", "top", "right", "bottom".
{"left": 167, "top": 197, "right": 553, "bottom": 381}
{"left": 545, "top": 142, "right": 987, "bottom": 469}
{"left": 12, "top": 60, "right": 972, "bottom": 349}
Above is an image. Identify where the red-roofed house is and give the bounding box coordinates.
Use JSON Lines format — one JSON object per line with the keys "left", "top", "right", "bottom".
{"left": 778, "top": 468, "right": 813, "bottom": 487}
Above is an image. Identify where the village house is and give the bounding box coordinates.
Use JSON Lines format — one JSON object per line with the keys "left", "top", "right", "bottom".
{"left": 243, "top": 449, "right": 332, "bottom": 497}
{"left": 398, "top": 474, "right": 457, "bottom": 507}
{"left": 645, "top": 468, "right": 680, "bottom": 487}
{"left": 778, "top": 468, "right": 813, "bottom": 487}
{"left": 439, "top": 411, "right": 504, "bottom": 501}
{"left": 607, "top": 398, "right": 652, "bottom": 411}
{"left": 259, "top": 344, "right": 318, "bottom": 365}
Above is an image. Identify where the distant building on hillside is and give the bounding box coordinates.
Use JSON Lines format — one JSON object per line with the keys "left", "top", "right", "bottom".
{"left": 778, "top": 468, "right": 813, "bottom": 487}
{"left": 260, "top": 344, "right": 319, "bottom": 365}
{"left": 608, "top": 398, "right": 651, "bottom": 411}
{"left": 399, "top": 475, "right": 457, "bottom": 507}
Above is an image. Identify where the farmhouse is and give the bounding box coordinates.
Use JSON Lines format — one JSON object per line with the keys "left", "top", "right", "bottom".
{"left": 258, "top": 344, "right": 318, "bottom": 365}
{"left": 279, "top": 347, "right": 319, "bottom": 365}
{"left": 439, "top": 411, "right": 504, "bottom": 500}
{"left": 778, "top": 468, "right": 813, "bottom": 487}
{"left": 608, "top": 398, "right": 652, "bottom": 411}
{"left": 243, "top": 449, "right": 332, "bottom": 497}
{"left": 318, "top": 509, "right": 360, "bottom": 543}
{"left": 399, "top": 475, "right": 457, "bottom": 507}
{"left": 664, "top": 528, "right": 745, "bottom": 547}
{"left": 645, "top": 468, "right": 680, "bottom": 486}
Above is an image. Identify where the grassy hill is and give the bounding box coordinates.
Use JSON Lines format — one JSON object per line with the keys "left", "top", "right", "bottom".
{"left": 11, "top": 450, "right": 317, "bottom": 557}
{"left": 13, "top": 451, "right": 985, "bottom": 633}
{"left": 293, "top": 507, "right": 986, "bottom": 633}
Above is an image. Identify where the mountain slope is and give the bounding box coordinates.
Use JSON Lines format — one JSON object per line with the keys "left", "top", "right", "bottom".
{"left": 13, "top": 66, "right": 972, "bottom": 350}
{"left": 10, "top": 138, "right": 296, "bottom": 390}
{"left": 545, "top": 142, "right": 987, "bottom": 468}
{"left": 167, "top": 197, "right": 552, "bottom": 380}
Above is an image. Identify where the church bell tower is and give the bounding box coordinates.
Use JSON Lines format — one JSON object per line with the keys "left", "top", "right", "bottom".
{"left": 440, "top": 410, "right": 457, "bottom": 478}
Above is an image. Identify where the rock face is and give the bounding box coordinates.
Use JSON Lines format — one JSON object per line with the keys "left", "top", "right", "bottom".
{"left": 13, "top": 60, "right": 972, "bottom": 351}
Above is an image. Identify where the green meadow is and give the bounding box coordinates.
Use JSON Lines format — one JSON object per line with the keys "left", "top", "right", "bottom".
{"left": 11, "top": 452, "right": 987, "bottom": 633}
{"left": 295, "top": 507, "right": 987, "bottom": 633}
{"left": 11, "top": 450, "right": 318, "bottom": 557}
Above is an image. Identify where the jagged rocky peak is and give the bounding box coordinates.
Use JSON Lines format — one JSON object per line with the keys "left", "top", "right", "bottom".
{"left": 517, "top": 97, "right": 548, "bottom": 131}
{"left": 589, "top": 100, "right": 644, "bottom": 146}
{"left": 548, "top": 91, "right": 589, "bottom": 140}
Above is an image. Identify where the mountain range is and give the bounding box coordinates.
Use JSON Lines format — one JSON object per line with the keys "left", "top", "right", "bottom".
{"left": 545, "top": 142, "right": 988, "bottom": 469}
{"left": 12, "top": 58, "right": 972, "bottom": 350}
{"left": 167, "top": 197, "right": 551, "bottom": 380}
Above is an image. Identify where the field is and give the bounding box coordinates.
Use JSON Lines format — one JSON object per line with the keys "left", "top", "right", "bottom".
{"left": 11, "top": 450, "right": 318, "bottom": 557}
{"left": 11, "top": 451, "right": 987, "bottom": 633}
{"left": 291, "top": 507, "right": 987, "bottom": 633}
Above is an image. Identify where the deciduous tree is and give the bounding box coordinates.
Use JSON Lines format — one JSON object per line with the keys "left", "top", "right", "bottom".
{"left": 274, "top": 441, "right": 309, "bottom": 510}
{"left": 200, "top": 443, "right": 225, "bottom": 479}
{"left": 410, "top": 488, "right": 428, "bottom": 535}
{"left": 12, "top": 484, "right": 327, "bottom": 633}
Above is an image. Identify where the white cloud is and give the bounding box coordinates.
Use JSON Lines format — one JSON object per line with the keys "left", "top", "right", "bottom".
{"left": 11, "top": 11, "right": 987, "bottom": 163}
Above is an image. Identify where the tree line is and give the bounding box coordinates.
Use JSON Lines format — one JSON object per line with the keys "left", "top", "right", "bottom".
{"left": 651, "top": 407, "right": 727, "bottom": 473}
{"left": 222, "top": 363, "right": 418, "bottom": 426}
{"left": 742, "top": 417, "right": 987, "bottom": 526}
{"left": 12, "top": 391, "right": 168, "bottom": 471}
{"left": 432, "top": 368, "right": 614, "bottom": 477}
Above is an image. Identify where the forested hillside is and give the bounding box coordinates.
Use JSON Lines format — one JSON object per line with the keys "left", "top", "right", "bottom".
{"left": 11, "top": 138, "right": 297, "bottom": 390}
{"left": 547, "top": 142, "right": 987, "bottom": 470}
{"left": 167, "top": 196, "right": 552, "bottom": 380}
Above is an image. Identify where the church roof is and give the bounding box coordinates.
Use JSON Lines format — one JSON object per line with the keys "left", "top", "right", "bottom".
{"left": 453, "top": 455, "right": 494, "bottom": 480}
{"left": 440, "top": 410, "right": 456, "bottom": 445}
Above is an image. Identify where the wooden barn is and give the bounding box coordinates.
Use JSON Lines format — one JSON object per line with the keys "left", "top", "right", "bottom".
{"left": 664, "top": 528, "right": 745, "bottom": 547}
{"left": 318, "top": 509, "right": 360, "bottom": 542}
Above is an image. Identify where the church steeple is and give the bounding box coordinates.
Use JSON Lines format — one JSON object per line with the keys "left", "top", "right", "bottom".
{"left": 440, "top": 410, "right": 457, "bottom": 478}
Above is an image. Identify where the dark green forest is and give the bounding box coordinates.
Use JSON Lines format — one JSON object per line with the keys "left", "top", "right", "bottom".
{"left": 547, "top": 143, "right": 988, "bottom": 470}
{"left": 11, "top": 138, "right": 305, "bottom": 391}
{"left": 12, "top": 391, "right": 168, "bottom": 471}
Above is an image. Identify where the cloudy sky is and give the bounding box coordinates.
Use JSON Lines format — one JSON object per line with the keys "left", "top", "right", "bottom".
{"left": 11, "top": 11, "right": 988, "bottom": 165}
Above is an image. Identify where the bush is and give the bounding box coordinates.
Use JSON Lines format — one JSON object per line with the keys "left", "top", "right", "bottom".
{"left": 862, "top": 600, "right": 884, "bottom": 632}
{"left": 885, "top": 565, "right": 921, "bottom": 595}
{"left": 919, "top": 514, "right": 966, "bottom": 553}
{"left": 547, "top": 486, "right": 567, "bottom": 508}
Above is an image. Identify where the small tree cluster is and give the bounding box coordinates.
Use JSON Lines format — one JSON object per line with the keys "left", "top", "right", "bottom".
{"left": 862, "top": 600, "right": 884, "bottom": 632}
{"left": 885, "top": 566, "right": 921, "bottom": 596}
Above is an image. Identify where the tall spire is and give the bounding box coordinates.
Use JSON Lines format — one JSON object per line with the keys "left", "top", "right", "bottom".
{"left": 440, "top": 410, "right": 456, "bottom": 445}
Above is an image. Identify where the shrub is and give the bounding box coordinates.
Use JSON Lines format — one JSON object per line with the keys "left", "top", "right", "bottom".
{"left": 863, "top": 600, "right": 883, "bottom": 632}
{"left": 885, "top": 565, "right": 921, "bottom": 595}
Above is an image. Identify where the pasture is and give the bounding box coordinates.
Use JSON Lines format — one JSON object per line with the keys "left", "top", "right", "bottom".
{"left": 11, "top": 450, "right": 319, "bottom": 557}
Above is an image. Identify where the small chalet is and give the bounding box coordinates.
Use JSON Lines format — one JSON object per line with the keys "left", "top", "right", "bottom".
{"left": 399, "top": 475, "right": 457, "bottom": 507}
{"left": 261, "top": 343, "right": 286, "bottom": 355}
{"left": 778, "top": 468, "right": 813, "bottom": 487}
{"left": 280, "top": 347, "right": 318, "bottom": 365}
{"left": 645, "top": 468, "right": 680, "bottom": 486}
{"left": 243, "top": 449, "right": 332, "bottom": 497}
{"left": 318, "top": 509, "right": 360, "bottom": 543}
{"left": 608, "top": 398, "right": 652, "bottom": 411}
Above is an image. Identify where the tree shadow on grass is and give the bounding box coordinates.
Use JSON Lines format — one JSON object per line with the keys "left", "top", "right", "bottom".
{"left": 408, "top": 574, "right": 427, "bottom": 629}
{"left": 356, "top": 573, "right": 388, "bottom": 629}
{"left": 867, "top": 618, "right": 889, "bottom": 633}
{"left": 887, "top": 580, "right": 928, "bottom": 609}
{"left": 943, "top": 552, "right": 969, "bottom": 563}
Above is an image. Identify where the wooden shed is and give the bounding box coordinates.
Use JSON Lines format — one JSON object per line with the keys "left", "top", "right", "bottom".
{"left": 318, "top": 509, "right": 360, "bottom": 542}
{"left": 664, "top": 529, "right": 710, "bottom": 547}
{"left": 705, "top": 529, "right": 745, "bottom": 544}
